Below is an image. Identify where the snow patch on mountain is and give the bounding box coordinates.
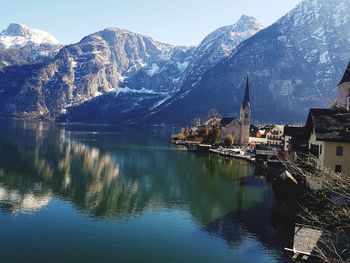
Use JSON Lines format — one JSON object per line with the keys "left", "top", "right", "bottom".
{"left": 146, "top": 63, "right": 160, "bottom": 76}
{"left": 0, "top": 23, "right": 60, "bottom": 49}
{"left": 177, "top": 61, "right": 189, "bottom": 71}
{"left": 115, "top": 87, "right": 160, "bottom": 95}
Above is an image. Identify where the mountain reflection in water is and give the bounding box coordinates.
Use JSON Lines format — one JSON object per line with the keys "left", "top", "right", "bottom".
{"left": 0, "top": 120, "right": 256, "bottom": 221}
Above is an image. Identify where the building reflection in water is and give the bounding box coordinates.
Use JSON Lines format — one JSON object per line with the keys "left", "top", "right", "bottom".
{"left": 204, "top": 182, "right": 295, "bottom": 262}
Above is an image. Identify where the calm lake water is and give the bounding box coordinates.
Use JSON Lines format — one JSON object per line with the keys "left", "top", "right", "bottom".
{"left": 0, "top": 119, "right": 293, "bottom": 263}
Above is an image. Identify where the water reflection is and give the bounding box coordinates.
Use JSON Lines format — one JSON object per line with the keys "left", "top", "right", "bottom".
{"left": 0, "top": 120, "right": 256, "bottom": 221}
{"left": 204, "top": 191, "right": 294, "bottom": 261}
{"left": 0, "top": 119, "right": 293, "bottom": 262}
{"left": 0, "top": 186, "right": 52, "bottom": 213}
{"left": 0, "top": 120, "right": 121, "bottom": 215}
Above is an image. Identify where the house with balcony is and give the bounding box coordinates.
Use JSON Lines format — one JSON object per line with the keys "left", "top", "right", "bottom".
{"left": 266, "top": 125, "right": 284, "bottom": 148}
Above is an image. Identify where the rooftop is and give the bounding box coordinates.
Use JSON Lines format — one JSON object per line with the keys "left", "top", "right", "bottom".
{"left": 305, "top": 108, "right": 350, "bottom": 142}
{"left": 242, "top": 77, "right": 250, "bottom": 108}
{"left": 220, "top": 117, "right": 235, "bottom": 126}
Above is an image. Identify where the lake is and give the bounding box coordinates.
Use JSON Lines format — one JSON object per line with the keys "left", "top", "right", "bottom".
{"left": 0, "top": 119, "right": 293, "bottom": 263}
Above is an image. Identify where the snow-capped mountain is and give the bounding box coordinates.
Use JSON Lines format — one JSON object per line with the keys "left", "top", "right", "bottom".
{"left": 0, "top": 23, "right": 59, "bottom": 48}
{"left": 146, "top": 0, "right": 350, "bottom": 125}
{"left": 0, "top": 27, "right": 193, "bottom": 119}
{"left": 0, "top": 23, "right": 61, "bottom": 68}
{"left": 61, "top": 15, "right": 265, "bottom": 123}
{"left": 183, "top": 15, "right": 264, "bottom": 87}
{"left": 1, "top": 0, "right": 350, "bottom": 125}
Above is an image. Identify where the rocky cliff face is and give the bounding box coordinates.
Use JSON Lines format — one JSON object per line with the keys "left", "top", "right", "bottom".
{"left": 183, "top": 15, "right": 264, "bottom": 89}
{"left": 0, "top": 28, "right": 193, "bottom": 119}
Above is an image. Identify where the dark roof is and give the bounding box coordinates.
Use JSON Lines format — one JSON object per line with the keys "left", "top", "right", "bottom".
{"left": 305, "top": 108, "right": 350, "bottom": 142}
{"left": 338, "top": 61, "right": 350, "bottom": 85}
{"left": 284, "top": 126, "right": 305, "bottom": 139}
{"left": 250, "top": 124, "right": 258, "bottom": 130}
{"left": 220, "top": 117, "right": 235, "bottom": 126}
{"left": 242, "top": 77, "right": 250, "bottom": 108}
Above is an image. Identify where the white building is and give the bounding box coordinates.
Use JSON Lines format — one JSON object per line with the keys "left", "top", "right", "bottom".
{"left": 337, "top": 61, "right": 350, "bottom": 110}
{"left": 266, "top": 125, "right": 284, "bottom": 147}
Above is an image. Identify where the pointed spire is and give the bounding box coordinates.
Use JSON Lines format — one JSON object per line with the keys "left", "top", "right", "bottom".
{"left": 242, "top": 76, "right": 250, "bottom": 108}
{"left": 338, "top": 61, "right": 350, "bottom": 86}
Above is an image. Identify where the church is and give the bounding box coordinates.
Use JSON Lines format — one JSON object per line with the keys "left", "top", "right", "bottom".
{"left": 337, "top": 61, "right": 350, "bottom": 109}
{"left": 220, "top": 77, "right": 251, "bottom": 146}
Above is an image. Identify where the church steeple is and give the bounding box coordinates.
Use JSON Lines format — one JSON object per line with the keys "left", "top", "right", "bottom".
{"left": 338, "top": 61, "right": 350, "bottom": 86}
{"left": 242, "top": 76, "right": 250, "bottom": 108}
{"left": 239, "top": 76, "right": 251, "bottom": 145}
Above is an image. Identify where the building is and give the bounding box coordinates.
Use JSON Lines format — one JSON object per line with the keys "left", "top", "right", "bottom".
{"left": 337, "top": 61, "right": 350, "bottom": 110}
{"left": 283, "top": 126, "right": 307, "bottom": 153}
{"left": 240, "top": 78, "right": 251, "bottom": 145}
{"left": 221, "top": 77, "right": 251, "bottom": 145}
{"left": 305, "top": 108, "right": 350, "bottom": 175}
{"left": 266, "top": 125, "right": 284, "bottom": 147}
{"left": 249, "top": 124, "right": 267, "bottom": 147}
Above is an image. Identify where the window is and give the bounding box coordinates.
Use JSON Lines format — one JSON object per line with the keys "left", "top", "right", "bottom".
{"left": 320, "top": 145, "right": 322, "bottom": 155}
{"left": 310, "top": 144, "right": 319, "bottom": 157}
{"left": 335, "top": 165, "right": 342, "bottom": 173}
{"left": 336, "top": 146, "right": 343, "bottom": 156}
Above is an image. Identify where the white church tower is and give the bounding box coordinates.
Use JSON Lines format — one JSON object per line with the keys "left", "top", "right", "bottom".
{"left": 337, "top": 61, "right": 350, "bottom": 110}
{"left": 239, "top": 77, "right": 251, "bottom": 145}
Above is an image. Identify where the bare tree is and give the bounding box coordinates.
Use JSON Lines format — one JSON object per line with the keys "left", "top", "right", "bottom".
{"left": 283, "top": 154, "right": 350, "bottom": 263}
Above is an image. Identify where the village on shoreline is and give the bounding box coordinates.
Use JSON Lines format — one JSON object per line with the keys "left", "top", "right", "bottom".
{"left": 172, "top": 61, "right": 350, "bottom": 176}
{"left": 171, "top": 61, "right": 350, "bottom": 262}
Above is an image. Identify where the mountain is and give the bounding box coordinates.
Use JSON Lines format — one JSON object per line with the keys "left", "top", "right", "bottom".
{"left": 0, "top": 23, "right": 59, "bottom": 48}
{"left": 59, "top": 15, "right": 264, "bottom": 123}
{"left": 0, "top": 27, "right": 193, "bottom": 119}
{"left": 1, "top": 0, "right": 350, "bottom": 125}
{"left": 0, "top": 23, "right": 61, "bottom": 68}
{"left": 146, "top": 0, "right": 350, "bottom": 125}
{"left": 183, "top": 15, "right": 264, "bottom": 89}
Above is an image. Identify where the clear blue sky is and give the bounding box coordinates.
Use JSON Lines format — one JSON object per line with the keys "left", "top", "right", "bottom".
{"left": 1, "top": 0, "right": 302, "bottom": 46}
